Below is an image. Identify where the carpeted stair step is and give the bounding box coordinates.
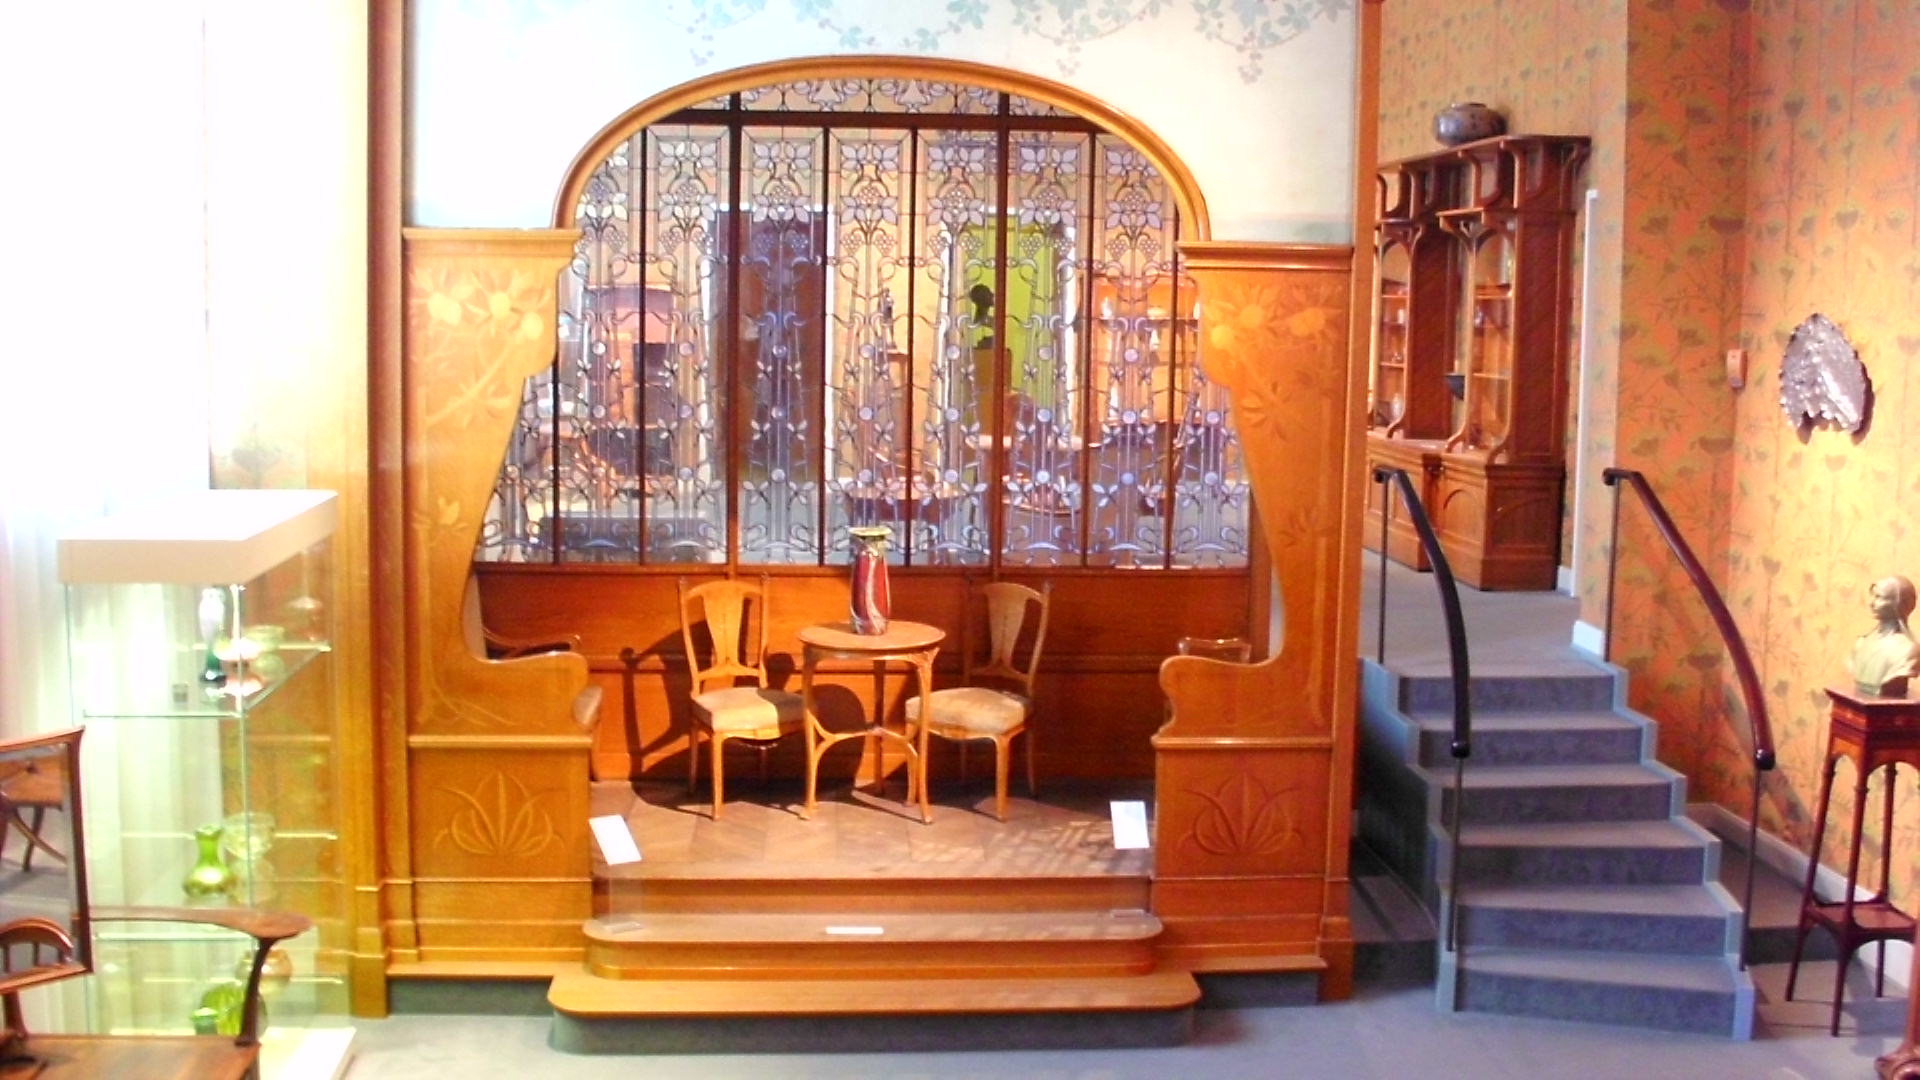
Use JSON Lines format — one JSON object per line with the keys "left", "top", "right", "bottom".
{"left": 1458, "top": 884, "right": 1736, "bottom": 955}
{"left": 1431, "top": 762, "right": 1676, "bottom": 825}
{"left": 1400, "top": 671, "right": 1616, "bottom": 715}
{"left": 1443, "top": 820, "right": 1714, "bottom": 887}
{"left": 1454, "top": 946, "right": 1751, "bottom": 1037}
{"left": 1414, "top": 711, "right": 1644, "bottom": 767}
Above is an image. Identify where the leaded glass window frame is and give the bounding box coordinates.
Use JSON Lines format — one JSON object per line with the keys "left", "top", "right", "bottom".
{"left": 479, "top": 79, "right": 1249, "bottom": 572}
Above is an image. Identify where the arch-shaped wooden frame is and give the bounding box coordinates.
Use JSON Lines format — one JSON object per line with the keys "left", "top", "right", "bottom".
{"left": 550, "top": 54, "right": 1210, "bottom": 241}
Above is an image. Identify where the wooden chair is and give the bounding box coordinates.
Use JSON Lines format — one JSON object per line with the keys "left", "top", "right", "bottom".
{"left": 678, "top": 577, "right": 805, "bottom": 820}
{"left": 905, "top": 581, "right": 1051, "bottom": 821}
{"left": 0, "top": 757, "right": 66, "bottom": 871}
{"left": 1, "top": 907, "right": 310, "bottom": 1080}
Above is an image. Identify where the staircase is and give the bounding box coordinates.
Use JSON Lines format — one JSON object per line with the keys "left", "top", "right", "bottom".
{"left": 1359, "top": 657, "right": 1758, "bottom": 1037}
{"left": 548, "top": 789, "right": 1199, "bottom": 1053}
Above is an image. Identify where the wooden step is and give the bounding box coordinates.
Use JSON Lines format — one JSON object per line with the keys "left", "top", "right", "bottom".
{"left": 597, "top": 865, "right": 1151, "bottom": 914}
{"left": 550, "top": 966, "right": 1200, "bottom": 1017}
{"left": 584, "top": 910, "right": 1162, "bottom": 980}
{"left": 548, "top": 967, "right": 1200, "bottom": 1053}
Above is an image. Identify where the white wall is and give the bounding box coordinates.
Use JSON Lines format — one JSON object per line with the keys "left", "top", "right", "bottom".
{"left": 408, "top": 0, "right": 1357, "bottom": 242}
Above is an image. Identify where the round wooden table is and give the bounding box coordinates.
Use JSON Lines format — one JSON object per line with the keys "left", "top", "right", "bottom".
{"left": 798, "top": 620, "right": 943, "bottom": 824}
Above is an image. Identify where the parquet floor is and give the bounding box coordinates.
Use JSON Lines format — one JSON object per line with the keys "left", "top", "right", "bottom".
{"left": 592, "top": 777, "right": 1152, "bottom": 881}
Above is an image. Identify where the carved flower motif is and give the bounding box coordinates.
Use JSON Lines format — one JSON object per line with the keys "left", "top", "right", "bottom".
{"left": 1183, "top": 772, "right": 1303, "bottom": 859}
{"left": 435, "top": 772, "right": 560, "bottom": 859}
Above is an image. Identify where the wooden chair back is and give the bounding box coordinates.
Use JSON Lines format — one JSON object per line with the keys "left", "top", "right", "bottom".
{"left": 678, "top": 578, "right": 776, "bottom": 694}
{"left": 964, "top": 581, "right": 1051, "bottom": 697}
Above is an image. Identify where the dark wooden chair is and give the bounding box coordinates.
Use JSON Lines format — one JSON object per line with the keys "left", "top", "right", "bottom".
{"left": 1, "top": 906, "right": 311, "bottom": 1080}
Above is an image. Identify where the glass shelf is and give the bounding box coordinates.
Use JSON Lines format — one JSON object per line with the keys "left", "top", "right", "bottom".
{"left": 77, "top": 643, "right": 331, "bottom": 721}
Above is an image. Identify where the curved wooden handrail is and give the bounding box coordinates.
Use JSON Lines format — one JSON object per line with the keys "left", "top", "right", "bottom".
{"left": 1601, "top": 468, "right": 1775, "bottom": 772}
{"left": 1372, "top": 465, "right": 1472, "bottom": 760}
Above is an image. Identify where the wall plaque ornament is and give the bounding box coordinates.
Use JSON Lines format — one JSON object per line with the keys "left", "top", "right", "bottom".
{"left": 1780, "top": 312, "right": 1867, "bottom": 432}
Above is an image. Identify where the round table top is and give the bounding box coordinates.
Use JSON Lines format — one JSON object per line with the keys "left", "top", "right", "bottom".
{"left": 799, "top": 620, "right": 944, "bottom": 653}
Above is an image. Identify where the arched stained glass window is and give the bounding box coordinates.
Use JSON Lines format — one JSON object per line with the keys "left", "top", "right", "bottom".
{"left": 478, "top": 78, "right": 1247, "bottom": 570}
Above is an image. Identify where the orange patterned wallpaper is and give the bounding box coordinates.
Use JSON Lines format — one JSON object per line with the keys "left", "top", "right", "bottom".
{"left": 1723, "top": 0, "right": 1920, "bottom": 896}
{"left": 1379, "top": 0, "right": 1920, "bottom": 904}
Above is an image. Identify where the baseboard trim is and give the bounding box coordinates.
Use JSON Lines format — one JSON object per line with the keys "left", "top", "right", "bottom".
{"left": 1556, "top": 565, "right": 1574, "bottom": 596}
{"left": 1688, "top": 801, "right": 1910, "bottom": 993}
{"left": 1570, "top": 620, "right": 1606, "bottom": 659}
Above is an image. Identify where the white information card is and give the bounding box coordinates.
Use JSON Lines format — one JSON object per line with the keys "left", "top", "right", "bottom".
{"left": 1110, "top": 800, "right": 1151, "bottom": 850}
{"left": 588, "top": 814, "right": 643, "bottom": 865}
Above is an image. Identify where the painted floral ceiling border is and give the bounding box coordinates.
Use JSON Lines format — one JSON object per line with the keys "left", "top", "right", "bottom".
{"left": 653, "top": 0, "right": 1350, "bottom": 79}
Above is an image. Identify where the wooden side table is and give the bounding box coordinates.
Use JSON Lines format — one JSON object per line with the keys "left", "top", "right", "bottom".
{"left": 1786, "top": 687, "right": 1920, "bottom": 1036}
{"left": 798, "top": 620, "right": 943, "bottom": 825}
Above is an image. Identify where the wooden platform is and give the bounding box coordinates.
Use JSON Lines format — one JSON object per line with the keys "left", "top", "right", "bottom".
{"left": 545, "top": 780, "right": 1199, "bottom": 1049}
{"left": 592, "top": 779, "right": 1153, "bottom": 912}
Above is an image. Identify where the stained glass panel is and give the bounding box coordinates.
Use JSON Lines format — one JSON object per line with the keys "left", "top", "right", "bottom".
{"left": 824, "top": 130, "right": 912, "bottom": 563}
{"left": 742, "top": 78, "right": 998, "bottom": 115}
{"left": 1085, "top": 135, "right": 1177, "bottom": 566}
{"left": 910, "top": 131, "right": 999, "bottom": 566}
{"left": 636, "top": 125, "right": 730, "bottom": 563}
{"left": 739, "top": 129, "right": 826, "bottom": 564}
{"left": 1000, "top": 132, "right": 1090, "bottom": 567}
{"left": 483, "top": 77, "right": 1245, "bottom": 571}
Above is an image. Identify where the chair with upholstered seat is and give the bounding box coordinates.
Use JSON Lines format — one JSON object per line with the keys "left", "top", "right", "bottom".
{"left": 905, "top": 580, "right": 1050, "bottom": 821}
{"left": 678, "top": 577, "right": 805, "bottom": 820}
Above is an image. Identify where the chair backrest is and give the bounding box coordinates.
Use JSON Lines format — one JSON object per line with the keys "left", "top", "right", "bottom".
{"left": 965, "top": 581, "right": 1051, "bottom": 696}
{"left": 678, "top": 578, "right": 775, "bottom": 693}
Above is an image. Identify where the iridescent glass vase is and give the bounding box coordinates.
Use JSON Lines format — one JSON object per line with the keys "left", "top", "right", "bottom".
{"left": 848, "top": 526, "right": 892, "bottom": 636}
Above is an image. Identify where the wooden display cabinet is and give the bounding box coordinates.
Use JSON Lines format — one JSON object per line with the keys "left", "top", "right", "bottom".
{"left": 1363, "top": 164, "right": 1460, "bottom": 571}
{"left": 1367, "top": 134, "right": 1587, "bottom": 589}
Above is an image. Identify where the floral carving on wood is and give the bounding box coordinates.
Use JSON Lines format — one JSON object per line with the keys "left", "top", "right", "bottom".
{"left": 1179, "top": 772, "right": 1305, "bottom": 859}
{"left": 434, "top": 772, "right": 561, "bottom": 859}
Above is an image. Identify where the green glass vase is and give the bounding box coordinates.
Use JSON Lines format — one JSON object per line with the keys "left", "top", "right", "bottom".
{"left": 181, "top": 823, "right": 234, "bottom": 902}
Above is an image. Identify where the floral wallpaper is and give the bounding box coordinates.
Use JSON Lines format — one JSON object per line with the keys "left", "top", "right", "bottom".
{"left": 1380, "top": 0, "right": 1920, "bottom": 907}
{"left": 408, "top": 0, "right": 1356, "bottom": 239}
{"left": 1723, "top": 0, "right": 1920, "bottom": 901}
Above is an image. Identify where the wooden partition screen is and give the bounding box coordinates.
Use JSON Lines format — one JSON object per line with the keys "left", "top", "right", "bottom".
{"left": 395, "top": 229, "right": 596, "bottom": 964}
{"left": 1156, "top": 242, "right": 1362, "bottom": 997}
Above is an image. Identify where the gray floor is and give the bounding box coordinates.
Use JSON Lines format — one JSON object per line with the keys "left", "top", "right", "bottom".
{"left": 343, "top": 563, "right": 1908, "bottom": 1078}
{"left": 346, "top": 961, "right": 1903, "bottom": 1080}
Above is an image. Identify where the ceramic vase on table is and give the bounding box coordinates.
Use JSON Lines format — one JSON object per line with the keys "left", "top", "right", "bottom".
{"left": 848, "top": 526, "right": 893, "bottom": 635}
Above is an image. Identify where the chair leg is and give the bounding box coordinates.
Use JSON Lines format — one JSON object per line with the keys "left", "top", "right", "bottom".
{"left": 21, "top": 808, "right": 43, "bottom": 872}
{"left": 1023, "top": 728, "right": 1037, "bottom": 798}
{"left": 993, "top": 735, "right": 1012, "bottom": 822}
{"left": 958, "top": 742, "right": 969, "bottom": 785}
{"left": 711, "top": 736, "right": 727, "bottom": 821}
{"left": 687, "top": 727, "right": 701, "bottom": 794}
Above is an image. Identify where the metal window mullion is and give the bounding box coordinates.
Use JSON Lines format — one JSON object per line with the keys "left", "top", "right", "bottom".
{"left": 634, "top": 133, "right": 651, "bottom": 565}
{"left": 725, "top": 123, "right": 744, "bottom": 570}
{"left": 1077, "top": 134, "right": 1096, "bottom": 567}
{"left": 988, "top": 123, "right": 1012, "bottom": 577}
{"left": 1162, "top": 208, "right": 1182, "bottom": 569}
{"left": 817, "top": 125, "right": 832, "bottom": 567}
{"left": 903, "top": 127, "right": 921, "bottom": 567}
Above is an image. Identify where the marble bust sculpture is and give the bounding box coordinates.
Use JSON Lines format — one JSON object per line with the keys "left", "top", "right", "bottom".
{"left": 1848, "top": 575, "right": 1920, "bottom": 698}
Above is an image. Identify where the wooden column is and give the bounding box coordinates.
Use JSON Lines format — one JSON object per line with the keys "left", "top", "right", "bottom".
{"left": 398, "top": 229, "right": 594, "bottom": 964}
{"left": 1155, "top": 242, "right": 1362, "bottom": 998}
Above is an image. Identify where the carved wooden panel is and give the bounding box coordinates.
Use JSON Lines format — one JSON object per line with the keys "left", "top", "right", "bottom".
{"left": 399, "top": 230, "right": 596, "bottom": 963}
{"left": 1156, "top": 242, "right": 1361, "bottom": 997}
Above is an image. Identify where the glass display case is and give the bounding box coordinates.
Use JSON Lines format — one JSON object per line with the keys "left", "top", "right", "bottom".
{"left": 58, "top": 489, "right": 350, "bottom": 1077}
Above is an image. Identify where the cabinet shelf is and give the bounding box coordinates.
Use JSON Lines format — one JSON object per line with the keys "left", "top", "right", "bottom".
{"left": 78, "top": 644, "right": 331, "bottom": 722}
